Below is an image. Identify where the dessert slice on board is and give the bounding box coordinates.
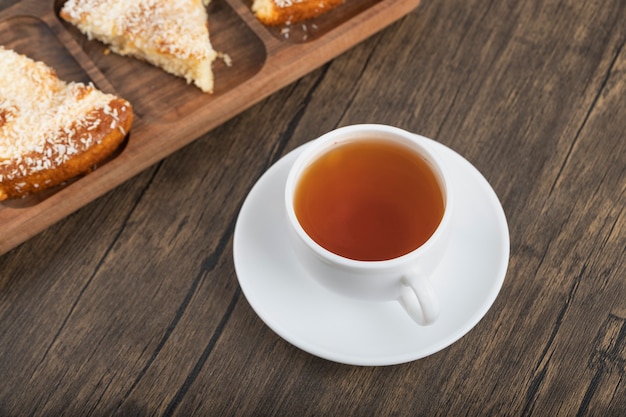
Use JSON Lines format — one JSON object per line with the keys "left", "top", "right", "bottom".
{"left": 0, "top": 46, "right": 133, "bottom": 201}
{"left": 252, "top": 0, "right": 345, "bottom": 26}
{"left": 60, "top": 0, "right": 218, "bottom": 93}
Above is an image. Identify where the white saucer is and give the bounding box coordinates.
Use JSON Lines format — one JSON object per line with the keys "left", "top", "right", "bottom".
{"left": 233, "top": 135, "right": 509, "bottom": 366}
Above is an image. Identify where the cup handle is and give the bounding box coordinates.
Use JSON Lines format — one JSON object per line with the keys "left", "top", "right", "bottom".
{"left": 398, "top": 273, "right": 440, "bottom": 326}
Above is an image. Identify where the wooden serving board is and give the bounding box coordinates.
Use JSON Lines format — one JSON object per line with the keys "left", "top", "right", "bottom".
{"left": 0, "top": 0, "right": 421, "bottom": 255}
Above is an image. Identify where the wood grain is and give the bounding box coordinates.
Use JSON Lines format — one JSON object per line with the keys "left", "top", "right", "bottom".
{"left": 0, "top": 0, "right": 624, "bottom": 415}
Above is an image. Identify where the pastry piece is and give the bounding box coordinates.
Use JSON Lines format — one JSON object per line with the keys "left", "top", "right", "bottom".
{"left": 252, "top": 0, "right": 345, "bottom": 26}
{"left": 60, "top": 0, "right": 218, "bottom": 93}
{"left": 0, "top": 46, "right": 133, "bottom": 201}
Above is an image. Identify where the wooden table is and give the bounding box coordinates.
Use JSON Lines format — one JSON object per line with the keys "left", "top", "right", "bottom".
{"left": 1, "top": 0, "right": 624, "bottom": 415}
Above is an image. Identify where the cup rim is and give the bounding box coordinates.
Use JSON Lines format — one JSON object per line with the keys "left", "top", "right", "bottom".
{"left": 285, "top": 124, "right": 454, "bottom": 270}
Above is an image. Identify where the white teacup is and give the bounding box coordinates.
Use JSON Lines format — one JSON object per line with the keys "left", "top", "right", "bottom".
{"left": 284, "top": 124, "right": 454, "bottom": 326}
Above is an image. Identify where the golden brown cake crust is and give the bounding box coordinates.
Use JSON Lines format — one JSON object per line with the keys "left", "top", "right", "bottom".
{"left": 0, "top": 46, "right": 134, "bottom": 201}
{"left": 60, "top": 0, "right": 218, "bottom": 93}
{"left": 0, "top": 98, "right": 133, "bottom": 201}
{"left": 252, "top": 0, "right": 345, "bottom": 26}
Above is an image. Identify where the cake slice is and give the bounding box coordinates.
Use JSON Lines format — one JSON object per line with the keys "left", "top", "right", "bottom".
{"left": 60, "top": 0, "right": 218, "bottom": 93}
{"left": 0, "top": 46, "right": 133, "bottom": 201}
{"left": 252, "top": 0, "right": 345, "bottom": 26}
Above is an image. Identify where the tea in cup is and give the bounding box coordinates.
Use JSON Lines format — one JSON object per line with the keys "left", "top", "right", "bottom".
{"left": 284, "top": 124, "right": 453, "bottom": 325}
